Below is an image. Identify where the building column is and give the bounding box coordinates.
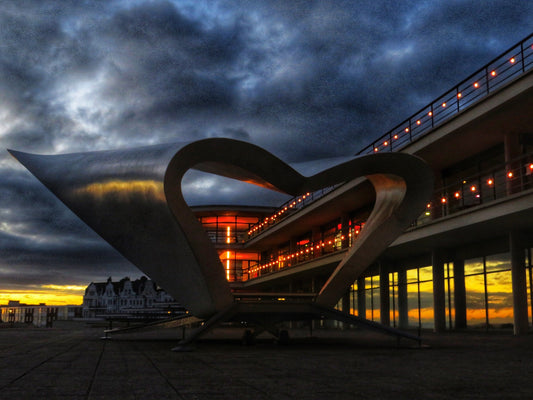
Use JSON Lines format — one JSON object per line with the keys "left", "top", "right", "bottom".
{"left": 341, "top": 214, "right": 350, "bottom": 249}
{"left": 379, "top": 263, "right": 390, "bottom": 326}
{"left": 357, "top": 276, "right": 366, "bottom": 319}
{"left": 510, "top": 231, "right": 529, "bottom": 335}
{"left": 432, "top": 250, "right": 446, "bottom": 332}
{"left": 398, "top": 269, "right": 408, "bottom": 329}
{"left": 504, "top": 132, "right": 521, "bottom": 195}
{"left": 341, "top": 291, "right": 351, "bottom": 330}
{"left": 453, "top": 258, "right": 467, "bottom": 329}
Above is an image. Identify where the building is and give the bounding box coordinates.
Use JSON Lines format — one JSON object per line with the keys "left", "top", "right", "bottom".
{"left": 11, "top": 32, "right": 533, "bottom": 339}
{"left": 205, "top": 32, "right": 533, "bottom": 334}
{"left": 0, "top": 301, "right": 83, "bottom": 327}
{"left": 82, "top": 276, "right": 181, "bottom": 318}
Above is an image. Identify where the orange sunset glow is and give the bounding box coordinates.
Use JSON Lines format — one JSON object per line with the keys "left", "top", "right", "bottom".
{"left": 0, "top": 285, "right": 85, "bottom": 306}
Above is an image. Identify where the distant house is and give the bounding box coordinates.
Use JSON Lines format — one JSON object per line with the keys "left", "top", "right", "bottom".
{"left": 82, "top": 276, "right": 180, "bottom": 318}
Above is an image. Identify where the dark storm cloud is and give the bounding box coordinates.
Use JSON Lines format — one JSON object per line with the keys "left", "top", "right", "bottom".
{"left": 0, "top": 0, "right": 532, "bottom": 291}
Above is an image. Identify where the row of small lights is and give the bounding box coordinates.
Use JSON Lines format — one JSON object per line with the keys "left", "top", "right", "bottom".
{"left": 425, "top": 165, "right": 533, "bottom": 214}
{"left": 248, "top": 230, "right": 362, "bottom": 275}
{"left": 248, "top": 192, "right": 312, "bottom": 235}
{"left": 373, "top": 55, "right": 525, "bottom": 153}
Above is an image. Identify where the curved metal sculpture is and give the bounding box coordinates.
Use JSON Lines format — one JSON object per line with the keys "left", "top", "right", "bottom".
{"left": 9, "top": 138, "right": 433, "bottom": 344}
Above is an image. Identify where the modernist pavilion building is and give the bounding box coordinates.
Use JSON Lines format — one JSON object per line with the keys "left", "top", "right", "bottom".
{"left": 10, "top": 33, "right": 533, "bottom": 338}
{"left": 193, "top": 33, "right": 533, "bottom": 334}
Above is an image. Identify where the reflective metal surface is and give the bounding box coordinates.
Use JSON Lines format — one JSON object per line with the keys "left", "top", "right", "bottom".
{"left": 9, "top": 138, "right": 433, "bottom": 317}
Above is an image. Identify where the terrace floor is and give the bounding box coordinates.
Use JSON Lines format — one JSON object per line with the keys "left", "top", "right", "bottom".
{"left": 0, "top": 321, "right": 532, "bottom": 399}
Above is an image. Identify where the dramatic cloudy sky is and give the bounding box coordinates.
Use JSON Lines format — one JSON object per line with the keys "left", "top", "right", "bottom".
{"left": 1, "top": 0, "right": 532, "bottom": 304}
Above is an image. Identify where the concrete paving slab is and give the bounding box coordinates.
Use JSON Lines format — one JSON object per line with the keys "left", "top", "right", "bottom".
{"left": 0, "top": 321, "right": 532, "bottom": 399}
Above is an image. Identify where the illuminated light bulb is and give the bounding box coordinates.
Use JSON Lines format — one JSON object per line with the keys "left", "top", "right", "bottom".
{"left": 416, "top": 120, "right": 421, "bottom": 125}
{"left": 457, "top": 92, "right": 462, "bottom": 98}
{"left": 470, "top": 185, "right": 476, "bottom": 192}
{"left": 475, "top": 194, "right": 480, "bottom": 198}
{"left": 328, "top": 241, "right": 332, "bottom": 245}
{"left": 507, "top": 171, "right": 513, "bottom": 178}
{"left": 405, "top": 127, "right": 409, "bottom": 132}
{"left": 442, "top": 102, "right": 447, "bottom": 108}
{"left": 393, "top": 134, "right": 399, "bottom": 140}
{"left": 383, "top": 141, "right": 388, "bottom": 146}
{"left": 426, "top": 203, "right": 431, "bottom": 209}
{"left": 454, "top": 192, "right": 460, "bottom": 198}
{"left": 428, "top": 111, "right": 433, "bottom": 116}
{"left": 425, "top": 211, "right": 431, "bottom": 216}
{"left": 341, "top": 236, "right": 345, "bottom": 240}
{"left": 474, "top": 82, "right": 479, "bottom": 88}
{"left": 298, "top": 198, "right": 302, "bottom": 202}
{"left": 510, "top": 57, "right": 516, "bottom": 64}
{"left": 374, "top": 147, "right": 378, "bottom": 152}
{"left": 441, "top": 197, "right": 447, "bottom": 204}
{"left": 321, "top": 243, "right": 325, "bottom": 247}
{"left": 487, "top": 178, "right": 493, "bottom": 185}
{"left": 463, "top": 180, "right": 467, "bottom": 184}
{"left": 355, "top": 230, "right": 359, "bottom": 234}
{"left": 491, "top": 70, "right": 497, "bottom": 77}
{"left": 529, "top": 164, "right": 533, "bottom": 171}
{"left": 316, "top": 245, "right": 320, "bottom": 249}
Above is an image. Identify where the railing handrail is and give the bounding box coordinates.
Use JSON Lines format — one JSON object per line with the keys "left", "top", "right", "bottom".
{"left": 357, "top": 32, "right": 533, "bottom": 155}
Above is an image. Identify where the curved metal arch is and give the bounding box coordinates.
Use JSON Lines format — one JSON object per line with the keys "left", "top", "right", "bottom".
{"left": 8, "top": 138, "right": 433, "bottom": 318}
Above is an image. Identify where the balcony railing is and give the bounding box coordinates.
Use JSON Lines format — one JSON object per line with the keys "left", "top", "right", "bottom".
{"left": 246, "top": 152, "right": 533, "bottom": 281}
{"left": 246, "top": 184, "right": 343, "bottom": 239}
{"left": 358, "top": 33, "right": 533, "bottom": 155}
{"left": 414, "top": 152, "right": 533, "bottom": 226}
{"left": 245, "top": 33, "right": 533, "bottom": 242}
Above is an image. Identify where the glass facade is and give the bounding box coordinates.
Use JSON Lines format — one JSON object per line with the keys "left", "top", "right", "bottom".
{"left": 465, "top": 253, "right": 514, "bottom": 328}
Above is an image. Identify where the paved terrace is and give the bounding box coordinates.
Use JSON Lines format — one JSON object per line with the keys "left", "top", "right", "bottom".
{"left": 0, "top": 321, "right": 532, "bottom": 399}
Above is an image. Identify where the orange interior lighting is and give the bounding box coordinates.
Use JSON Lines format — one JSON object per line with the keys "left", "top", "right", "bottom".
{"left": 374, "top": 147, "right": 378, "bottom": 152}
{"left": 442, "top": 102, "right": 446, "bottom": 108}
{"left": 393, "top": 134, "right": 398, "bottom": 140}
{"left": 416, "top": 120, "right": 421, "bottom": 125}
{"left": 507, "top": 171, "right": 513, "bottom": 178}
{"left": 405, "top": 127, "right": 409, "bottom": 132}
{"left": 470, "top": 185, "right": 477, "bottom": 192}
{"left": 441, "top": 197, "right": 447, "bottom": 204}
{"left": 487, "top": 178, "right": 494, "bottom": 185}
{"left": 473, "top": 82, "right": 479, "bottom": 88}
{"left": 457, "top": 92, "right": 462, "bottom": 98}
{"left": 428, "top": 111, "right": 433, "bottom": 117}
{"left": 383, "top": 141, "right": 388, "bottom": 146}
{"left": 491, "top": 70, "right": 497, "bottom": 77}
{"left": 529, "top": 163, "right": 533, "bottom": 171}
{"left": 454, "top": 192, "right": 461, "bottom": 198}
{"left": 510, "top": 57, "right": 516, "bottom": 64}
